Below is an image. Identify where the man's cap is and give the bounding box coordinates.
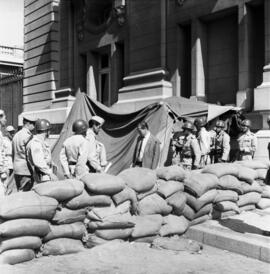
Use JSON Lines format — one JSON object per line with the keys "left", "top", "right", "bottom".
{"left": 90, "top": 116, "right": 105, "bottom": 125}
{"left": 6, "top": 125, "right": 15, "bottom": 132}
{"left": 23, "top": 115, "right": 37, "bottom": 123}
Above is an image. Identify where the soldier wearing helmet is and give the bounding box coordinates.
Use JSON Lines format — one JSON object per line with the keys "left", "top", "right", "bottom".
{"left": 26, "top": 119, "right": 58, "bottom": 184}
{"left": 194, "top": 117, "right": 211, "bottom": 167}
{"left": 210, "top": 120, "right": 230, "bottom": 163}
{"left": 171, "top": 121, "right": 201, "bottom": 170}
{"left": 237, "top": 119, "right": 257, "bottom": 160}
{"left": 60, "top": 119, "right": 90, "bottom": 178}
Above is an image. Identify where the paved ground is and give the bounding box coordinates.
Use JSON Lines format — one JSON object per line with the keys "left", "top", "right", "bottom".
{"left": 1, "top": 241, "right": 269, "bottom": 274}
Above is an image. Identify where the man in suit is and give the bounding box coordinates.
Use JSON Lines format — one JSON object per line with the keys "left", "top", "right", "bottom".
{"left": 132, "top": 121, "right": 160, "bottom": 169}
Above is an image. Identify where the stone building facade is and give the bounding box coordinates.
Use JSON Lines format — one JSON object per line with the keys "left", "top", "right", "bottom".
{"left": 23, "top": 0, "right": 270, "bottom": 132}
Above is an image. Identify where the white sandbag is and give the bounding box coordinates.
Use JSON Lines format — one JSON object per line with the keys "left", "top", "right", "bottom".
{"left": 182, "top": 204, "right": 195, "bottom": 220}
{"left": 137, "top": 194, "right": 172, "bottom": 216}
{"left": 81, "top": 173, "right": 125, "bottom": 195}
{"left": 214, "top": 190, "right": 239, "bottom": 203}
{"left": 212, "top": 209, "right": 237, "bottom": 219}
{"left": 256, "top": 169, "right": 268, "bottom": 180}
{"left": 190, "top": 214, "right": 211, "bottom": 226}
{"left": 83, "top": 233, "right": 124, "bottom": 248}
{"left": 159, "top": 215, "right": 189, "bottom": 236}
{"left": 237, "top": 166, "right": 257, "bottom": 184}
{"left": 194, "top": 203, "right": 213, "bottom": 219}
{"left": 65, "top": 190, "right": 112, "bottom": 210}
{"left": 0, "top": 236, "right": 42, "bottom": 254}
{"left": 257, "top": 198, "right": 270, "bottom": 209}
{"left": 166, "top": 191, "right": 186, "bottom": 216}
{"left": 132, "top": 235, "right": 158, "bottom": 243}
{"left": 214, "top": 201, "right": 240, "bottom": 213}
{"left": 33, "top": 179, "right": 84, "bottom": 202}
{"left": 184, "top": 173, "right": 218, "bottom": 198}
{"left": 241, "top": 181, "right": 263, "bottom": 194}
{"left": 262, "top": 185, "right": 270, "bottom": 198}
{"left": 137, "top": 184, "right": 158, "bottom": 201}
{"left": 0, "top": 219, "right": 50, "bottom": 238}
{"left": 156, "top": 166, "right": 186, "bottom": 181}
{"left": 0, "top": 191, "right": 58, "bottom": 220}
{"left": 157, "top": 180, "right": 184, "bottom": 198}
{"left": 118, "top": 167, "right": 156, "bottom": 193}
{"left": 0, "top": 249, "right": 35, "bottom": 265}
{"left": 112, "top": 187, "right": 137, "bottom": 205}
{"left": 237, "top": 192, "right": 261, "bottom": 207}
{"left": 43, "top": 222, "right": 86, "bottom": 242}
{"left": 131, "top": 215, "right": 163, "bottom": 238}
{"left": 218, "top": 175, "right": 243, "bottom": 194}
{"left": 52, "top": 208, "right": 86, "bottom": 225}
{"left": 42, "top": 238, "right": 84, "bottom": 256}
{"left": 95, "top": 228, "right": 133, "bottom": 240}
{"left": 239, "top": 204, "right": 256, "bottom": 212}
{"left": 236, "top": 160, "right": 270, "bottom": 169}
{"left": 202, "top": 163, "right": 239, "bottom": 178}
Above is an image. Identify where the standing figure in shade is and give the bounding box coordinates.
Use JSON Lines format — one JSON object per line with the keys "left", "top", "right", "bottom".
{"left": 60, "top": 119, "right": 90, "bottom": 179}
{"left": 237, "top": 119, "right": 257, "bottom": 161}
{"left": 26, "top": 119, "right": 58, "bottom": 184}
{"left": 265, "top": 116, "right": 270, "bottom": 185}
{"left": 3, "top": 125, "right": 15, "bottom": 176}
{"left": 194, "top": 117, "right": 211, "bottom": 168}
{"left": 171, "top": 121, "right": 201, "bottom": 170}
{"left": 13, "top": 116, "right": 36, "bottom": 191}
{"left": 211, "top": 120, "right": 230, "bottom": 163}
{"left": 132, "top": 121, "right": 160, "bottom": 169}
{"left": 0, "top": 110, "right": 8, "bottom": 196}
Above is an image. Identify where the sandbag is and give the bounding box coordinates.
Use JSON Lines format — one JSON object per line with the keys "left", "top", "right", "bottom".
{"left": 262, "top": 185, "right": 270, "bottom": 198}
{"left": 131, "top": 215, "right": 163, "bottom": 238}
{"left": 95, "top": 228, "right": 133, "bottom": 240}
{"left": 212, "top": 209, "right": 237, "bottom": 219}
{"left": 112, "top": 187, "right": 137, "bottom": 205}
{"left": 0, "top": 219, "right": 50, "bottom": 238}
{"left": 194, "top": 204, "right": 213, "bottom": 219}
{"left": 239, "top": 204, "right": 256, "bottom": 212}
{"left": 185, "top": 189, "right": 217, "bottom": 212}
{"left": 86, "top": 212, "right": 135, "bottom": 230}
{"left": 237, "top": 192, "right": 261, "bottom": 207}
{"left": 43, "top": 222, "right": 86, "bottom": 242}
{"left": 0, "top": 191, "right": 58, "bottom": 220}
{"left": 182, "top": 204, "right": 196, "bottom": 220}
{"left": 157, "top": 180, "right": 184, "bottom": 198}
{"left": 184, "top": 173, "right": 218, "bottom": 198}
{"left": 83, "top": 233, "right": 124, "bottom": 248}
{"left": 257, "top": 198, "right": 270, "bottom": 209}
{"left": 118, "top": 167, "right": 156, "bottom": 193}
{"left": 137, "top": 194, "right": 172, "bottom": 215}
{"left": 202, "top": 163, "right": 239, "bottom": 178}
{"left": 166, "top": 191, "right": 186, "bottom": 215}
{"left": 42, "top": 238, "right": 84, "bottom": 256}
{"left": 236, "top": 160, "right": 270, "bottom": 169}
{"left": 214, "top": 190, "right": 239, "bottom": 203}
{"left": 132, "top": 235, "right": 158, "bottom": 244}
{"left": 156, "top": 166, "right": 186, "bottom": 181}
{"left": 65, "top": 190, "right": 112, "bottom": 210}
{"left": 87, "top": 201, "right": 131, "bottom": 221}
{"left": 81, "top": 173, "right": 125, "bottom": 195}
{"left": 256, "top": 169, "right": 268, "bottom": 180}
{"left": 218, "top": 175, "right": 243, "bottom": 194}
{"left": 52, "top": 208, "right": 86, "bottom": 225}
{"left": 214, "top": 201, "right": 240, "bottom": 213}
{"left": 33, "top": 179, "right": 84, "bottom": 202}
{"left": 241, "top": 181, "right": 263, "bottom": 194}
{"left": 137, "top": 184, "right": 158, "bottom": 201}
{"left": 159, "top": 215, "right": 189, "bottom": 236}
{"left": 0, "top": 236, "right": 42, "bottom": 254}
{"left": 190, "top": 214, "right": 211, "bottom": 226}
{"left": 0, "top": 249, "right": 35, "bottom": 265}
{"left": 237, "top": 166, "right": 257, "bottom": 184}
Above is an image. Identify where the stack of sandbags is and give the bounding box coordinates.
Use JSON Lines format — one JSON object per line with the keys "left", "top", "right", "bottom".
{"left": 257, "top": 185, "right": 270, "bottom": 210}
{"left": 0, "top": 191, "right": 58, "bottom": 264}
{"left": 33, "top": 179, "right": 86, "bottom": 256}
{"left": 183, "top": 172, "right": 218, "bottom": 225}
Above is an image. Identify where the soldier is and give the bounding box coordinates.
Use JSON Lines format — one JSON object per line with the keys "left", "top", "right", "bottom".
{"left": 237, "top": 119, "right": 257, "bottom": 161}
{"left": 171, "top": 121, "right": 201, "bottom": 170}
{"left": 211, "top": 120, "right": 230, "bottom": 163}
{"left": 194, "top": 117, "right": 211, "bottom": 168}
{"left": 60, "top": 119, "right": 89, "bottom": 179}
{"left": 13, "top": 116, "right": 36, "bottom": 191}
{"left": 26, "top": 119, "right": 58, "bottom": 184}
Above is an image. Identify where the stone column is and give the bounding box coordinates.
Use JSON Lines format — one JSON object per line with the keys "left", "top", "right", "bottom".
{"left": 237, "top": 3, "right": 253, "bottom": 109}
{"left": 191, "top": 19, "right": 207, "bottom": 100}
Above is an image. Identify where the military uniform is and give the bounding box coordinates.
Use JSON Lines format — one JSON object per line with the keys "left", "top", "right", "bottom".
{"left": 26, "top": 135, "right": 53, "bottom": 183}
{"left": 237, "top": 130, "right": 257, "bottom": 161}
{"left": 172, "top": 133, "right": 201, "bottom": 170}
{"left": 212, "top": 131, "right": 230, "bottom": 163}
{"left": 197, "top": 127, "right": 211, "bottom": 167}
{"left": 0, "top": 131, "right": 9, "bottom": 196}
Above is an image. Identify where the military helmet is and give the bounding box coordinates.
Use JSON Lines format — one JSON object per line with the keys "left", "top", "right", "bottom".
{"left": 241, "top": 119, "right": 251, "bottom": 127}
{"left": 35, "top": 119, "right": 51, "bottom": 132}
{"left": 194, "top": 117, "right": 206, "bottom": 127}
{"left": 182, "top": 121, "right": 194, "bottom": 130}
{"left": 72, "top": 119, "right": 88, "bottom": 134}
{"left": 216, "top": 120, "right": 225, "bottom": 128}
